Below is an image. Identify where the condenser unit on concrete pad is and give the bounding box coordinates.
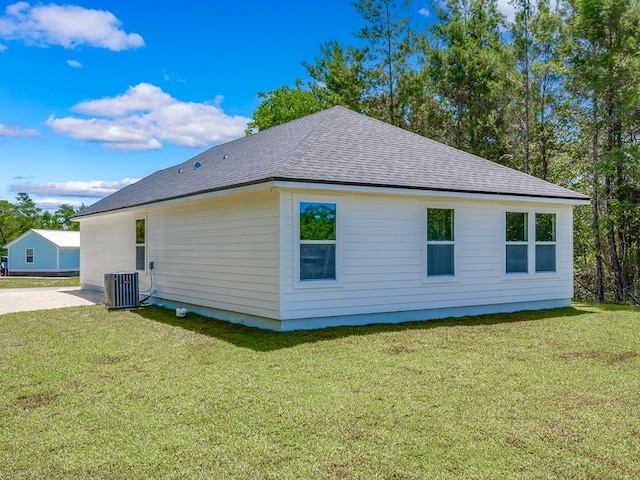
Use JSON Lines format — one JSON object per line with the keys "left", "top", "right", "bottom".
{"left": 104, "top": 272, "right": 140, "bottom": 309}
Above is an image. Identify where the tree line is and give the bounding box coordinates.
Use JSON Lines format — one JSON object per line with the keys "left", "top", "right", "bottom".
{"left": 247, "top": 0, "right": 640, "bottom": 304}
{"left": 0, "top": 193, "right": 80, "bottom": 254}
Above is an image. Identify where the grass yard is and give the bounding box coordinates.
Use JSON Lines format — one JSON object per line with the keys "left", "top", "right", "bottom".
{"left": 0, "top": 276, "right": 80, "bottom": 289}
{"left": 1, "top": 303, "right": 639, "bottom": 479}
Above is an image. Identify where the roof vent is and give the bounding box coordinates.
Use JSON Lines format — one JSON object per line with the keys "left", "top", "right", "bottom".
{"left": 222, "top": 155, "right": 228, "bottom": 160}
{"left": 177, "top": 168, "right": 183, "bottom": 173}
{"left": 193, "top": 161, "right": 201, "bottom": 169}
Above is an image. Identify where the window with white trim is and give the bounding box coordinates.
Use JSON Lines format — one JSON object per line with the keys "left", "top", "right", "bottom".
{"left": 135, "top": 219, "right": 146, "bottom": 271}
{"left": 506, "top": 212, "right": 528, "bottom": 273}
{"left": 426, "top": 208, "right": 455, "bottom": 276}
{"left": 25, "top": 248, "right": 34, "bottom": 264}
{"left": 535, "top": 213, "right": 556, "bottom": 272}
{"left": 299, "top": 202, "right": 337, "bottom": 281}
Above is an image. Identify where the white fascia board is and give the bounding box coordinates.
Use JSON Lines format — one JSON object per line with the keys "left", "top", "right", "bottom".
{"left": 271, "top": 181, "right": 591, "bottom": 206}
{"left": 74, "top": 183, "right": 275, "bottom": 220}
{"left": 74, "top": 180, "right": 589, "bottom": 222}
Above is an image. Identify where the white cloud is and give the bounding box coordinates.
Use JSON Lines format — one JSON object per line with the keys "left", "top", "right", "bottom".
{"left": 47, "top": 83, "right": 251, "bottom": 150}
{"left": 34, "top": 198, "right": 86, "bottom": 210}
{"left": 497, "top": 0, "right": 516, "bottom": 23}
{"left": 67, "top": 59, "right": 82, "bottom": 68}
{"left": 73, "top": 83, "right": 173, "bottom": 117}
{"left": 0, "top": 43, "right": 6, "bottom": 51}
{"left": 46, "top": 115, "right": 163, "bottom": 150}
{"left": 10, "top": 177, "right": 140, "bottom": 198}
{"left": 0, "top": 2, "right": 144, "bottom": 51}
{"left": 418, "top": 7, "right": 430, "bottom": 17}
{"left": 0, "top": 122, "right": 38, "bottom": 137}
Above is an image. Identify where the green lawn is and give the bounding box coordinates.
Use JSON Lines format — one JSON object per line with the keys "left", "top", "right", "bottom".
{"left": 1, "top": 303, "right": 639, "bottom": 479}
{"left": 0, "top": 276, "right": 80, "bottom": 289}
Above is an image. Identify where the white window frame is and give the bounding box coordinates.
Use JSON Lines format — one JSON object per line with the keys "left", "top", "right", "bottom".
{"left": 505, "top": 211, "right": 529, "bottom": 275}
{"left": 503, "top": 209, "right": 559, "bottom": 278}
{"left": 423, "top": 204, "right": 458, "bottom": 282}
{"left": 293, "top": 195, "right": 342, "bottom": 288}
{"left": 535, "top": 213, "right": 557, "bottom": 273}
{"left": 135, "top": 216, "right": 146, "bottom": 272}
{"left": 25, "top": 248, "right": 34, "bottom": 264}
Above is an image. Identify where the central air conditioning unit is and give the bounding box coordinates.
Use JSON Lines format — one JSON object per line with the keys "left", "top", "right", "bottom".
{"left": 104, "top": 272, "right": 140, "bottom": 309}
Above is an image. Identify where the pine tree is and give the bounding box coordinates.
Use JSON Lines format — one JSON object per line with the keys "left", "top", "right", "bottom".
{"left": 352, "top": 0, "right": 415, "bottom": 126}
{"left": 425, "top": 0, "right": 512, "bottom": 161}
{"left": 564, "top": 0, "right": 640, "bottom": 301}
{"left": 507, "top": 0, "right": 567, "bottom": 180}
{"left": 303, "top": 41, "right": 369, "bottom": 113}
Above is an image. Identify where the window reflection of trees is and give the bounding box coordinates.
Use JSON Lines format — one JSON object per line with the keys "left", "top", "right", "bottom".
{"left": 300, "top": 202, "right": 337, "bottom": 280}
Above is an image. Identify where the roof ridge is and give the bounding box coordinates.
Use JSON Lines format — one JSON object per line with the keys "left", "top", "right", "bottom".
{"left": 274, "top": 107, "right": 343, "bottom": 177}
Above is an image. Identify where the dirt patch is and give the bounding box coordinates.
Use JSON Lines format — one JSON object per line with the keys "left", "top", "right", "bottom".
{"left": 401, "top": 366, "right": 425, "bottom": 375}
{"left": 387, "top": 345, "right": 415, "bottom": 355}
{"left": 388, "top": 475, "right": 421, "bottom": 480}
{"left": 340, "top": 422, "right": 365, "bottom": 441}
{"left": 539, "top": 420, "right": 584, "bottom": 444}
{"left": 558, "top": 351, "right": 638, "bottom": 364}
{"left": 14, "top": 392, "right": 58, "bottom": 410}
{"left": 94, "top": 354, "right": 125, "bottom": 365}
{"left": 324, "top": 461, "right": 355, "bottom": 479}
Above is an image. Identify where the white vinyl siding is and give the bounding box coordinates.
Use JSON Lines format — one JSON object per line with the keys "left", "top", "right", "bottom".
{"left": 280, "top": 189, "right": 574, "bottom": 321}
{"left": 80, "top": 214, "right": 136, "bottom": 289}
{"left": 79, "top": 185, "right": 575, "bottom": 327}
{"left": 143, "top": 189, "right": 279, "bottom": 318}
{"left": 79, "top": 189, "right": 280, "bottom": 319}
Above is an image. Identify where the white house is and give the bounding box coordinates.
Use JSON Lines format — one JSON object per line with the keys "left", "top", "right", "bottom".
{"left": 74, "top": 106, "right": 589, "bottom": 330}
{"left": 4, "top": 229, "right": 80, "bottom": 276}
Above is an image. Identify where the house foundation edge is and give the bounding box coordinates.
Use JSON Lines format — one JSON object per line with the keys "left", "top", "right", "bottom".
{"left": 82, "top": 283, "right": 571, "bottom": 331}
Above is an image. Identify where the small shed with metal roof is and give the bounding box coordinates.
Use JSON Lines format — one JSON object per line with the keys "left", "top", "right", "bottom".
{"left": 4, "top": 229, "right": 80, "bottom": 276}
{"left": 74, "top": 106, "right": 589, "bottom": 330}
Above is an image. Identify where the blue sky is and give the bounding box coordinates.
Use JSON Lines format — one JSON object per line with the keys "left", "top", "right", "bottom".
{"left": 0, "top": 0, "right": 514, "bottom": 210}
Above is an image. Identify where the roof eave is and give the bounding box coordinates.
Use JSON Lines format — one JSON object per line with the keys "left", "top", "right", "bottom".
{"left": 73, "top": 177, "right": 590, "bottom": 219}
{"left": 72, "top": 179, "right": 278, "bottom": 219}
{"left": 271, "top": 178, "right": 591, "bottom": 204}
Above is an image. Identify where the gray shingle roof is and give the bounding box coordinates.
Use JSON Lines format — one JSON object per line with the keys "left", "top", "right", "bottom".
{"left": 75, "top": 106, "right": 588, "bottom": 217}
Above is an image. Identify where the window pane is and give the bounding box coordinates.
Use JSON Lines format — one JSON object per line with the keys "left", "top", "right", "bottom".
{"left": 506, "top": 245, "right": 528, "bottom": 273}
{"left": 506, "top": 212, "right": 528, "bottom": 242}
{"left": 136, "top": 246, "right": 146, "bottom": 271}
{"left": 536, "top": 214, "right": 555, "bottom": 242}
{"left": 300, "top": 244, "right": 336, "bottom": 280}
{"left": 300, "top": 203, "right": 336, "bottom": 241}
{"left": 536, "top": 245, "right": 556, "bottom": 272}
{"left": 26, "top": 248, "right": 34, "bottom": 263}
{"left": 136, "top": 219, "right": 145, "bottom": 244}
{"left": 427, "top": 244, "right": 454, "bottom": 276}
{"left": 428, "top": 209, "right": 454, "bottom": 241}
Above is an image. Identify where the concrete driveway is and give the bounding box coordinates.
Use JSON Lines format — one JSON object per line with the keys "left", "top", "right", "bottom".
{"left": 0, "top": 287, "right": 103, "bottom": 315}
